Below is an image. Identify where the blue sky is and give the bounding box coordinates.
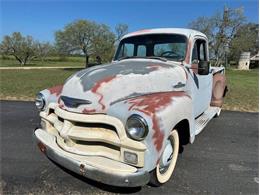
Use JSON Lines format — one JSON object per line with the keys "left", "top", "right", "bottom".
{"left": 1, "top": 0, "right": 259, "bottom": 42}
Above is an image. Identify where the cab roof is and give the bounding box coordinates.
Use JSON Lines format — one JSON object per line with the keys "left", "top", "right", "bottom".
{"left": 122, "top": 28, "right": 207, "bottom": 40}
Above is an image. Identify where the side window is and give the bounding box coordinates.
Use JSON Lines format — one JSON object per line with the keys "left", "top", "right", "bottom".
{"left": 192, "top": 39, "right": 207, "bottom": 63}
{"left": 192, "top": 42, "right": 198, "bottom": 63}
{"left": 199, "top": 42, "right": 206, "bottom": 61}
{"left": 137, "top": 45, "right": 146, "bottom": 57}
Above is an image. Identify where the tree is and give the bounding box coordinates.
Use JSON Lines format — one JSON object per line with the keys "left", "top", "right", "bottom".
{"left": 36, "top": 42, "right": 54, "bottom": 62}
{"left": 0, "top": 32, "right": 37, "bottom": 65}
{"left": 189, "top": 7, "right": 246, "bottom": 66}
{"left": 115, "top": 23, "right": 128, "bottom": 41}
{"left": 55, "top": 19, "right": 115, "bottom": 67}
{"left": 92, "top": 24, "right": 116, "bottom": 63}
{"left": 229, "top": 23, "right": 259, "bottom": 62}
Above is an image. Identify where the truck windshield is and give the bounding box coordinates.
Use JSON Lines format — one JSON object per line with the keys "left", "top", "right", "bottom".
{"left": 114, "top": 34, "right": 187, "bottom": 62}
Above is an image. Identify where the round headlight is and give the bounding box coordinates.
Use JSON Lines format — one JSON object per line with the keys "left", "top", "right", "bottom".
{"left": 35, "top": 93, "right": 45, "bottom": 110}
{"left": 126, "top": 114, "right": 148, "bottom": 141}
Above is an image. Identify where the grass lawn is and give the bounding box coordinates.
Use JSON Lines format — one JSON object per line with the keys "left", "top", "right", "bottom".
{"left": 0, "top": 68, "right": 258, "bottom": 112}
{"left": 0, "top": 69, "right": 79, "bottom": 100}
{"left": 0, "top": 56, "right": 86, "bottom": 67}
{"left": 222, "top": 69, "right": 258, "bottom": 112}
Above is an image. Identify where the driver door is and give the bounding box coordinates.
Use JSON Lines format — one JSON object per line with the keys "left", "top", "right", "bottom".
{"left": 191, "top": 38, "right": 212, "bottom": 117}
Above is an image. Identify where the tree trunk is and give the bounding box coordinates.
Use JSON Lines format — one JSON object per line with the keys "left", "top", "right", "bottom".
{"left": 85, "top": 54, "right": 89, "bottom": 68}
{"left": 13, "top": 55, "right": 23, "bottom": 66}
{"left": 23, "top": 53, "right": 31, "bottom": 66}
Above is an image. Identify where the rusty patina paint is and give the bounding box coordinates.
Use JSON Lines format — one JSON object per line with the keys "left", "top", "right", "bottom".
{"left": 77, "top": 61, "right": 173, "bottom": 92}
{"left": 147, "top": 63, "right": 172, "bottom": 71}
{"left": 211, "top": 73, "right": 226, "bottom": 107}
{"left": 49, "top": 85, "right": 63, "bottom": 96}
{"left": 79, "top": 164, "right": 86, "bottom": 176}
{"left": 126, "top": 91, "right": 190, "bottom": 152}
{"left": 191, "top": 63, "right": 198, "bottom": 74}
{"left": 37, "top": 142, "right": 46, "bottom": 154}
{"left": 82, "top": 108, "right": 96, "bottom": 113}
{"left": 130, "top": 29, "right": 151, "bottom": 36}
{"left": 91, "top": 76, "right": 117, "bottom": 110}
{"left": 59, "top": 104, "right": 65, "bottom": 109}
{"left": 185, "top": 38, "right": 198, "bottom": 74}
{"left": 60, "top": 60, "right": 185, "bottom": 114}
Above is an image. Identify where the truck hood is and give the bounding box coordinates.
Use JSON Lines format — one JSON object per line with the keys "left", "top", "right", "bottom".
{"left": 59, "top": 59, "right": 187, "bottom": 113}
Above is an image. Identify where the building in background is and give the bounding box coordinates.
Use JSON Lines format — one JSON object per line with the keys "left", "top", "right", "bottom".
{"left": 250, "top": 53, "right": 259, "bottom": 69}
{"left": 238, "top": 52, "right": 259, "bottom": 70}
{"left": 238, "top": 52, "right": 251, "bottom": 70}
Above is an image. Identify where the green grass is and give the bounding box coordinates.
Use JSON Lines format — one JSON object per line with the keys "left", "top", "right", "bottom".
{"left": 0, "top": 68, "right": 258, "bottom": 112}
{"left": 0, "top": 56, "right": 86, "bottom": 67}
{"left": 0, "top": 59, "right": 84, "bottom": 67}
{"left": 223, "top": 69, "right": 258, "bottom": 112}
{"left": 0, "top": 69, "right": 79, "bottom": 100}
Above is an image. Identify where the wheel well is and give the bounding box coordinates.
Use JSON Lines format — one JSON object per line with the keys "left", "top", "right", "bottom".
{"left": 174, "top": 119, "right": 190, "bottom": 145}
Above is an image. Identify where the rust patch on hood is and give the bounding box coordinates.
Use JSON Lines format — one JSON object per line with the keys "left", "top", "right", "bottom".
{"left": 91, "top": 76, "right": 117, "bottom": 111}
{"left": 75, "top": 60, "right": 173, "bottom": 92}
{"left": 59, "top": 60, "right": 186, "bottom": 114}
{"left": 147, "top": 64, "right": 166, "bottom": 71}
{"left": 48, "top": 85, "right": 63, "bottom": 96}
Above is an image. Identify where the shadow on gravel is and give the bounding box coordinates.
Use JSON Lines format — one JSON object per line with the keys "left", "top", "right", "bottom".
{"left": 50, "top": 159, "right": 142, "bottom": 194}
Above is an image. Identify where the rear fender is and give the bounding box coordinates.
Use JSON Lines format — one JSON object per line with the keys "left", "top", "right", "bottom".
{"left": 211, "top": 73, "right": 227, "bottom": 107}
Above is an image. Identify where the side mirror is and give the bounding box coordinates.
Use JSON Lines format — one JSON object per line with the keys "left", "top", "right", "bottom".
{"left": 198, "top": 61, "right": 210, "bottom": 75}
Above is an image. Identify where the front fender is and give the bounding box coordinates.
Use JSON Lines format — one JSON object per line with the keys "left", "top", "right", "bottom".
{"left": 108, "top": 91, "right": 193, "bottom": 172}
{"left": 38, "top": 85, "right": 64, "bottom": 111}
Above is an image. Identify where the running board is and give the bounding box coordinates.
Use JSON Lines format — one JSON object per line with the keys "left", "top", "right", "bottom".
{"left": 195, "top": 106, "right": 221, "bottom": 135}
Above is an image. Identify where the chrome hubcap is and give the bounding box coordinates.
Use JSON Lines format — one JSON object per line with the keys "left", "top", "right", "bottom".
{"left": 159, "top": 138, "right": 174, "bottom": 174}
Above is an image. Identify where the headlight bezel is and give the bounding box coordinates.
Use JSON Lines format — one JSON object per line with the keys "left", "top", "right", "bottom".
{"left": 125, "top": 114, "right": 149, "bottom": 141}
{"left": 35, "top": 93, "right": 46, "bottom": 111}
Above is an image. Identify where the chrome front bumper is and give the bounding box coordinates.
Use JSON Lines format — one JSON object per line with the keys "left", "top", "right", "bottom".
{"left": 33, "top": 128, "right": 150, "bottom": 187}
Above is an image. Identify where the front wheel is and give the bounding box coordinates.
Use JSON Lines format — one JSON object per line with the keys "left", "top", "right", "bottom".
{"left": 149, "top": 129, "right": 179, "bottom": 186}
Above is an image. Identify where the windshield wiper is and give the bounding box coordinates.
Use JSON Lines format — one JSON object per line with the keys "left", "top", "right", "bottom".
{"left": 118, "top": 56, "right": 168, "bottom": 62}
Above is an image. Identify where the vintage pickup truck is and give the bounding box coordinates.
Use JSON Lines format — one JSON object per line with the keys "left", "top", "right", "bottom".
{"left": 33, "top": 28, "right": 227, "bottom": 187}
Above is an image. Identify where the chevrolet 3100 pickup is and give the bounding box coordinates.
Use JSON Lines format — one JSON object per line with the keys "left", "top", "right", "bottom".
{"left": 33, "top": 28, "right": 227, "bottom": 187}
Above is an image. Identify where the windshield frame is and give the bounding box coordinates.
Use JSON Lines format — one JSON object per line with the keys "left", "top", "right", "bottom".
{"left": 113, "top": 33, "right": 188, "bottom": 62}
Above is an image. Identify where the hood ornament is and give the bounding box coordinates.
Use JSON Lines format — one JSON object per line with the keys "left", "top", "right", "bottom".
{"left": 60, "top": 96, "right": 92, "bottom": 108}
